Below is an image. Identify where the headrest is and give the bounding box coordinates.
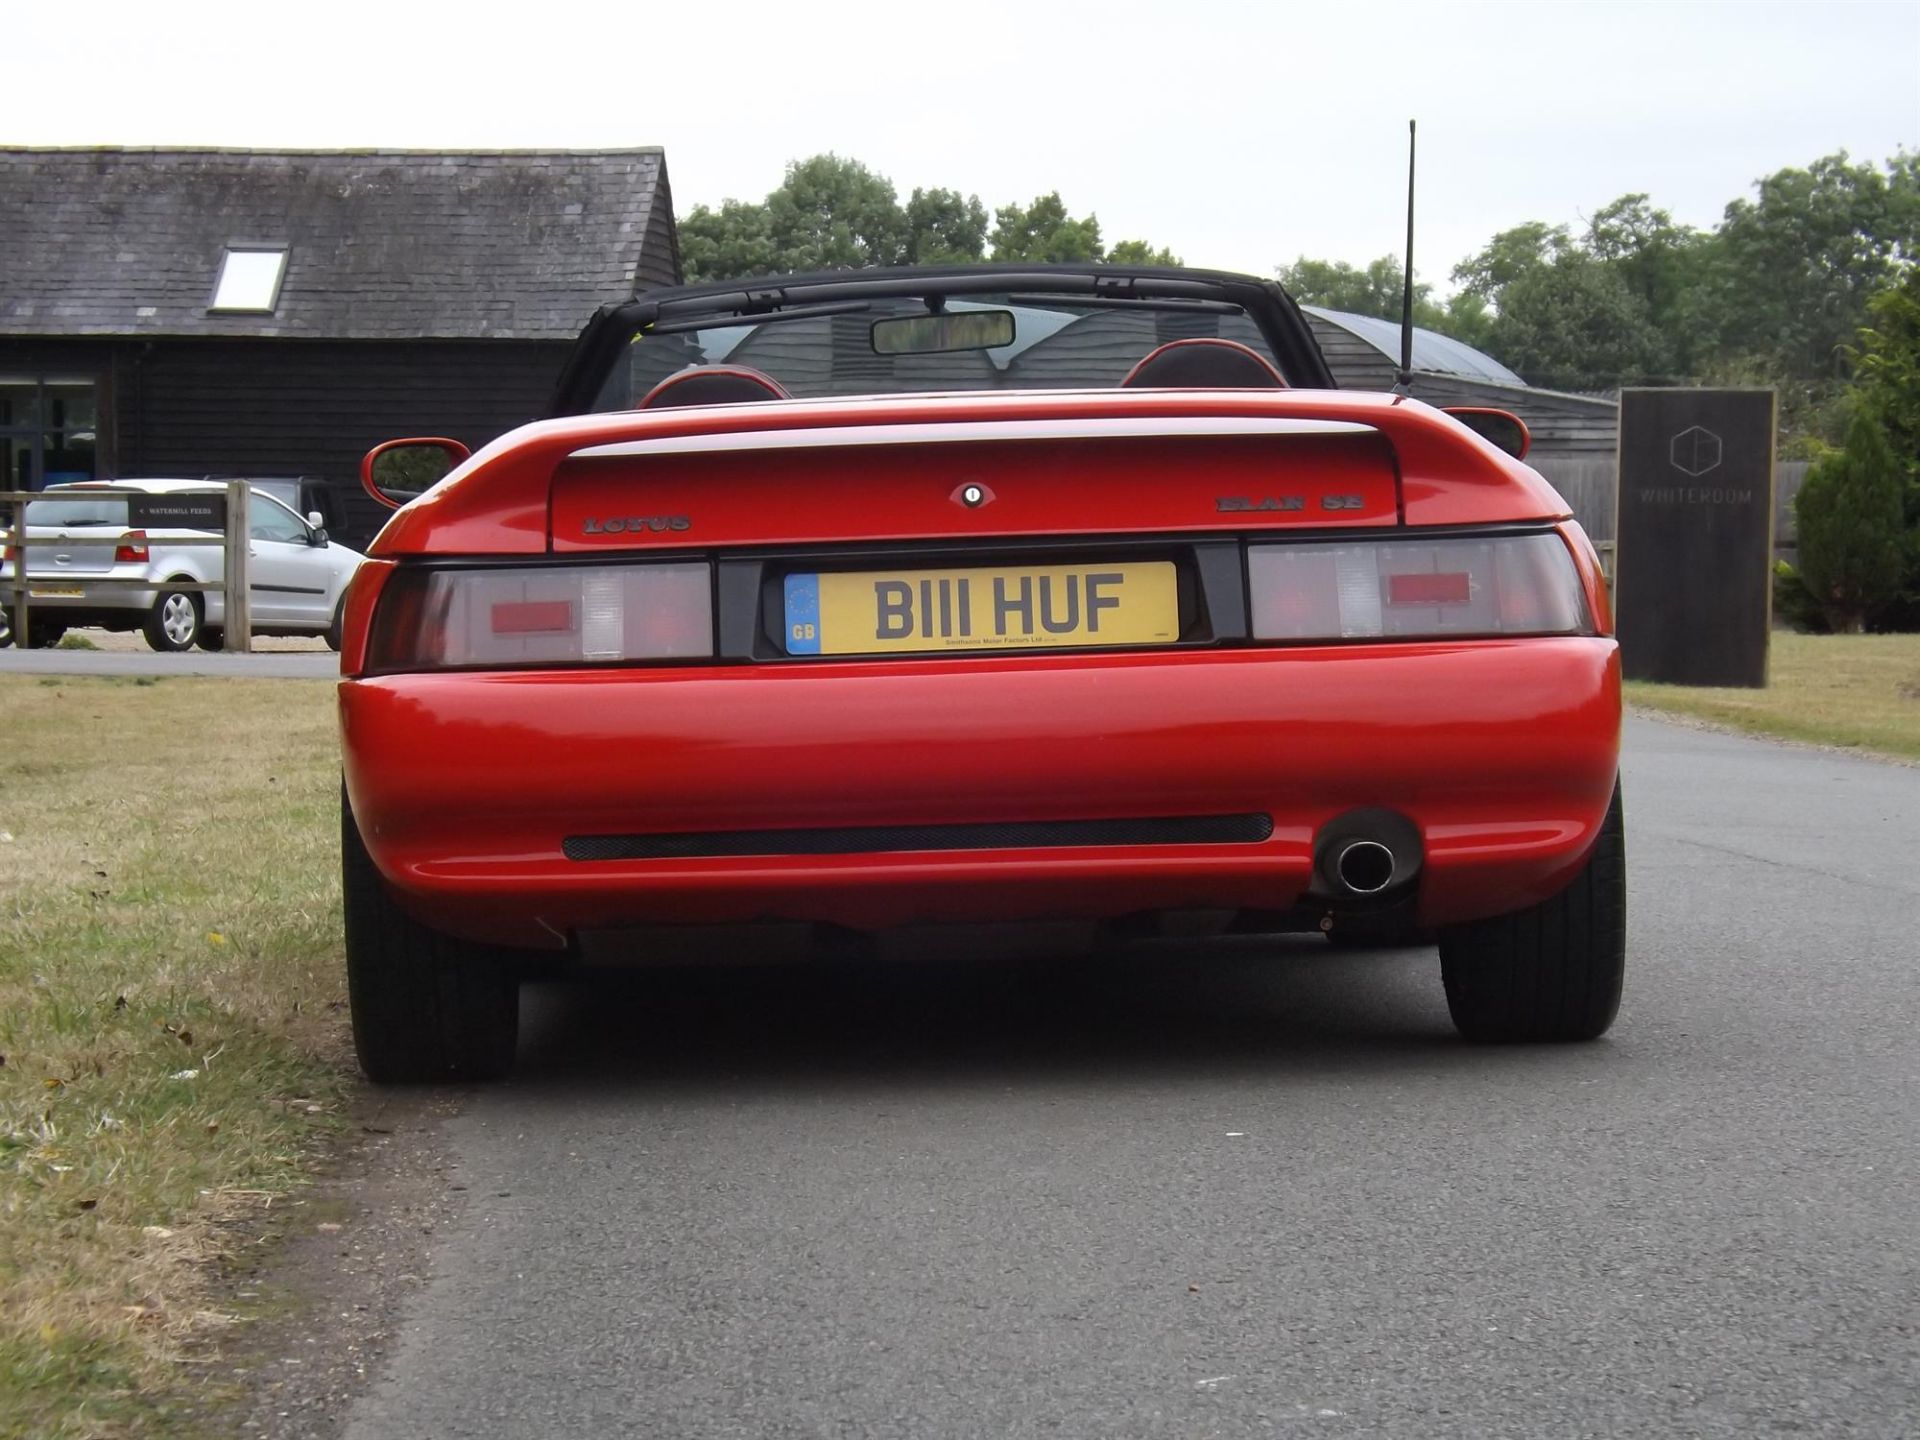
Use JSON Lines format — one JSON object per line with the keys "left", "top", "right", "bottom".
{"left": 639, "top": 366, "right": 791, "bottom": 409}
{"left": 1120, "top": 338, "right": 1288, "bottom": 389}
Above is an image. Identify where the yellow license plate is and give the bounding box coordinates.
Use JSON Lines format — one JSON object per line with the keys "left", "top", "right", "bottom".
{"left": 28, "top": 587, "right": 83, "bottom": 599}
{"left": 784, "top": 562, "right": 1178, "bottom": 655}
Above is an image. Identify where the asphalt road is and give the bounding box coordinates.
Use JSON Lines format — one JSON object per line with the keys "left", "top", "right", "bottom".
{"left": 342, "top": 717, "right": 1918, "bottom": 1439}
{"left": 0, "top": 646, "right": 336, "bottom": 679}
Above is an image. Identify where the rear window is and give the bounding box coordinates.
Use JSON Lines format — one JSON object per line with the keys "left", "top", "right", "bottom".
{"left": 595, "top": 295, "right": 1284, "bottom": 411}
{"left": 24, "top": 497, "right": 128, "bottom": 528}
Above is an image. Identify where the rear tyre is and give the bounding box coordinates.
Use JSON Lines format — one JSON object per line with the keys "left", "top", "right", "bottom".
{"left": 342, "top": 788, "right": 519, "bottom": 1083}
{"left": 25, "top": 620, "right": 67, "bottom": 649}
{"left": 325, "top": 597, "right": 345, "bottom": 653}
{"left": 142, "top": 586, "right": 202, "bottom": 652}
{"left": 1438, "top": 783, "right": 1625, "bottom": 1043}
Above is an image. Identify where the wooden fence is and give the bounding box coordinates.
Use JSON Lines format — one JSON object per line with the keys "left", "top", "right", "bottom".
{"left": 2, "top": 480, "right": 252, "bottom": 651}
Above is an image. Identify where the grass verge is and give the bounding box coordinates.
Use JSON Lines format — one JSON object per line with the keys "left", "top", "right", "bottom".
{"left": 1625, "top": 631, "right": 1920, "bottom": 761}
{"left": 0, "top": 676, "right": 347, "bottom": 1438}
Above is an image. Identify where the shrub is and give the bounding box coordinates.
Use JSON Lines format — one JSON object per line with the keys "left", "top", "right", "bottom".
{"left": 1772, "top": 561, "right": 1830, "bottom": 633}
{"left": 1794, "top": 412, "right": 1905, "bottom": 632}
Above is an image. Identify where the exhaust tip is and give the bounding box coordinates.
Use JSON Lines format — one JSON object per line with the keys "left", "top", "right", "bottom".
{"left": 1335, "top": 839, "right": 1396, "bottom": 895}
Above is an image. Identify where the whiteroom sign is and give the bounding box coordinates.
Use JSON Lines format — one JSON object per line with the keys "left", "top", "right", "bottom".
{"left": 1615, "top": 389, "right": 1776, "bottom": 688}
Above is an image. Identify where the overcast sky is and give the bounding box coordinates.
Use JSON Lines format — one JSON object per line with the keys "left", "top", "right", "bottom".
{"left": 7, "top": 0, "right": 1916, "bottom": 288}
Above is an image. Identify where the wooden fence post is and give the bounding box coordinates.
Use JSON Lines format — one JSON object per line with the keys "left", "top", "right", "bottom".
{"left": 224, "top": 480, "right": 252, "bottom": 653}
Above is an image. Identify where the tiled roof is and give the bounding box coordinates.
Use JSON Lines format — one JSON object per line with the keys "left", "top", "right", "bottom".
{"left": 0, "top": 148, "right": 677, "bottom": 341}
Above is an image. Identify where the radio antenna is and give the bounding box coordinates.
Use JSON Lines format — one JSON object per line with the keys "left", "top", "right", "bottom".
{"left": 1394, "top": 119, "right": 1417, "bottom": 397}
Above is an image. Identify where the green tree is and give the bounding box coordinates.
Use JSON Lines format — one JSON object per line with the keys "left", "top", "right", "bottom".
{"left": 1274, "top": 254, "right": 1496, "bottom": 347}
{"left": 1449, "top": 215, "right": 1674, "bottom": 387}
{"left": 1705, "top": 151, "right": 1920, "bottom": 382}
{"left": 1584, "top": 193, "right": 1708, "bottom": 372}
{"left": 902, "top": 187, "right": 988, "bottom": 265}
{"left": 680, "top": 160, "right": 1177, "bottom": 282}
{"left": 678, "top": 197, "right": 777, "bottom": 285}
{"left": 1450, "top": 222, "right": 1570, "bottom": 301}
{"left": 1846, "top": 267, "right": 1920, "bottom": 625}
{"left": 1277, "top": 255, "right": 1433, "bottom": 323}
{"left": 1106, "top": 239, "right": 1183, "bottom": 266}
{"left": 762, "top": 154, "right": 908, "bottom": 272}
{"left": 1794, "top": 410, "right": 1907, "bottom": 632}
{"left": 989, "top": 192, "right": 1104, "bottom": 263}
{"left": 1486, "top": 252, "right": 1668, "bottom": 389}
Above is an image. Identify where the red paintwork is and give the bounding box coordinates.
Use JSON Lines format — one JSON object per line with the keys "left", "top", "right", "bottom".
{"left": 550, "top": 433, "right": 1399, "bottom": 551}
{"left": 340, "top": 639, "right": 1620, "bottom": 949}
{"left": 341, "top": 385, "right": 1620, "bottom": 951}
{"left": 367, "top": 389, "right": 1572, "bottom": 557}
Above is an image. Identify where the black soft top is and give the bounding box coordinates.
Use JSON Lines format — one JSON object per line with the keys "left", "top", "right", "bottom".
{"left": 547, "top": 263, "right": 1337, "bottom": 416}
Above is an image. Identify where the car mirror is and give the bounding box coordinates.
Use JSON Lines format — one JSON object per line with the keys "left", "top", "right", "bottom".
{"left": 361, "top": 437, "right": 471, "bottom": 510}
{"left": 307, "top": 509, "right": 326, "bottom": 529}
{"left": 308, "top": 527, "right": 330, "bottom": 547}
{"left": 871, "top": 310, "right": 1015, "bottom": 356}
{"left": 1443, "top": 407, "right": 1531, "bottom": 460}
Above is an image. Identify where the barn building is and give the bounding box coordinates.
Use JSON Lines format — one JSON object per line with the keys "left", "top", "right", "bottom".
{"left": 1300, "top": 307, "right": 1617, "bottom": 459}
{"left": 0, "top": 147, "right": 679, "bottom": 547}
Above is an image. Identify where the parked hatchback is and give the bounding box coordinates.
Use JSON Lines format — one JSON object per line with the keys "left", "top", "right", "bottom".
{"left": 0, "top": 478, "right": 364, "bottom": 650}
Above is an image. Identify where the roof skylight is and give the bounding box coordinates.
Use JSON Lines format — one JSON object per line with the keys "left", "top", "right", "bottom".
{"left": 210, "top": 247, "right": 288, "bottom": 313}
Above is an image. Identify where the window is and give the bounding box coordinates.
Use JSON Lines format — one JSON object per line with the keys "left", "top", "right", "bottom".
{"left": 1, "top": 376, "right": 97, "bottom": 490}
{"left": 24, "top": 497, "right": 126, "bottom": 528}
{"left": 210, "top": 247, "right": 288, "bottom": 313}
{"left": 249, "top": 496, "right": 310, "bottom": 544}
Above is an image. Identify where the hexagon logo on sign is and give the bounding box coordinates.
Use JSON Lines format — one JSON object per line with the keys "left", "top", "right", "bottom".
{"left": 1669, "top": 425, "right": 1723, "bottom": 477}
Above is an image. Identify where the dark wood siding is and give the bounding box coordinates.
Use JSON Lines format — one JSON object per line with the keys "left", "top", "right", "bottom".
{"left": 120, "top": 338, "right": 566, "bottom": 477}
{"left": 1303, "top": 316, "right": 1399, "bottom": 391}
{"left": 0, "top": 337, "right": 569, "bottom": 548}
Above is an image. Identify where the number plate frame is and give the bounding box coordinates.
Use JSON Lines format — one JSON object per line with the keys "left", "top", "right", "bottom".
{"left": 784, "top": 561, "right": 1180, "bottom": 656}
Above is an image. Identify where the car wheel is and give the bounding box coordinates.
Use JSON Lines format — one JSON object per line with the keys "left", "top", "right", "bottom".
{"left": 1438, "top": 782, "right": 1625, "bottom": 1043}
{"left": 195, "top": 627, "right": 225, "bottom": 652}
{"left": 142, "top": 586, "right": 202, "bottom": 652}
{"left": 0, "top": 605, "right": 11, "bottom": 647}
{"left": 342, "top": 787, "right": 520, "bottom": 1083}
{"left": 325, "top": 597, "right": 345, "bottom": 653}
{"left": 25, "top": 620, "right": 68, "bottom": 648}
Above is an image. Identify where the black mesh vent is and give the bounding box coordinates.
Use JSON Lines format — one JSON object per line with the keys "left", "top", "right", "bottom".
{"left": 563, "top": 813, "right": 1273, "bottom": 861}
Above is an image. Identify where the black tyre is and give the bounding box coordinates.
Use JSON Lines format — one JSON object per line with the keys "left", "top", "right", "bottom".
{"left": 325, "top": 597, "right": 345, "bottom": 653}
{"left": 342, "top": 789, "right": 520, "bottom": 1082}
{"left": 25, "top": 619, "right": 67, "bottom": 648}
{"left": 142, "top": 585, "right": 202, "bottom": 652}
{"left": 195, "top": 627, "right": 225, "bottom": 652}
{"left": 1438, "top": 783, "right": 1626, "bottom": 1043}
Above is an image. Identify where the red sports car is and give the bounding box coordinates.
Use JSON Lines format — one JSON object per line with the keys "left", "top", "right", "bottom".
{"left": 340, "top": 266, "right": 1623, "bottom": 1082}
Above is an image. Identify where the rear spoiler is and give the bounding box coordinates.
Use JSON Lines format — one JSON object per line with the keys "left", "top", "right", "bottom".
{"left": 370, "top": 390, "right": 1571, "bottom": 558}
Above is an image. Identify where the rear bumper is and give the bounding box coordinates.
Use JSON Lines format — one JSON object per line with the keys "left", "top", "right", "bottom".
{"left": 340, "top": 638, "right": 1621, "bottom": 948}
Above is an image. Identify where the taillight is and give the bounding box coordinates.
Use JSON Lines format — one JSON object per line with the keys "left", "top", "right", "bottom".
{"left": 1248, "top": 533, "right": 1589, "bottom": 642}
{"left": 115, "top": 530, "right": 149, "bottom": 563}
{"left": 364, "top": 562, "right": 713, "bottom": 673}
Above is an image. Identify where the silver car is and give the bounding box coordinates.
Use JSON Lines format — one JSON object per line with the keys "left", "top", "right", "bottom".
{"left": 0, "top": 479, "right": 364, "bottom": 651}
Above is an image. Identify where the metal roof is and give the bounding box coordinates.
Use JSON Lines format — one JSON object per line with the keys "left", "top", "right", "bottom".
{"left": 1301, "top": 305, "right": 1525, "bottom": 385}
